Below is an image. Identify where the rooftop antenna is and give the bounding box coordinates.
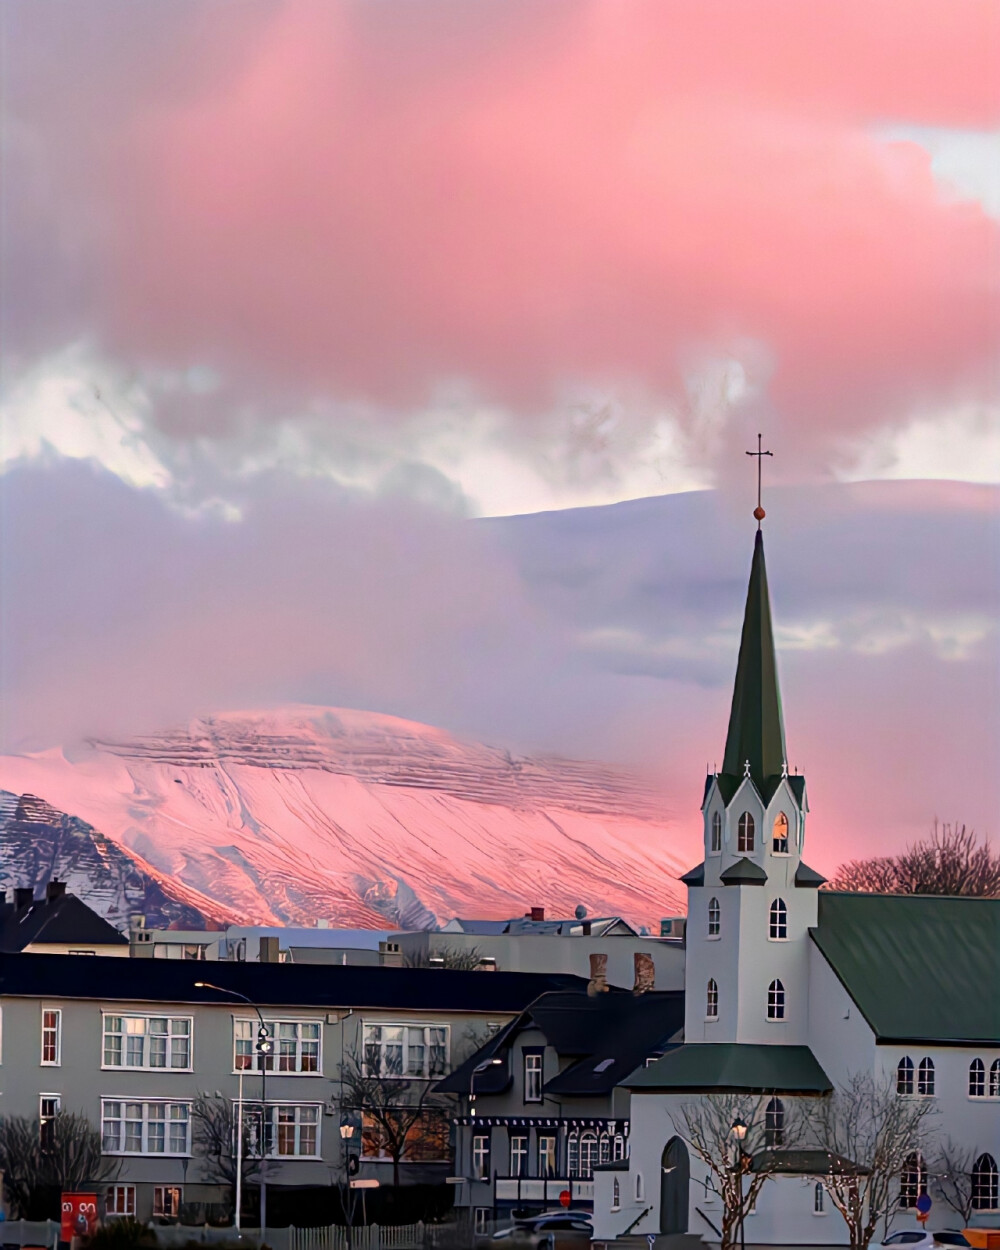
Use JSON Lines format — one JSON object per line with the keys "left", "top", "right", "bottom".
{"left": 746, "top": 433, "right": 773, "bottom": 528}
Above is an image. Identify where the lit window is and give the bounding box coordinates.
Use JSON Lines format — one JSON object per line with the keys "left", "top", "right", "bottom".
{"left": 772, "top": 813, "right": 789, "bottom": 854}
{"left": 153, "top": 1186, "right": 181, "bottom": 1219}
{"left": 972, "top": 1154, "right": 998, "bottom": 1211}
{"left": 235, "top": 1019, "right": 321, "bottom": 1074}
{"left": 612, "top": 1177, "right": 620, "bottom": 1210}
{"left": 708, "top": 897, "right": 721, "bottom": 938}
{"left": 103, "top": 1015, "right": 192, "bottom": 1070}
{"left": 969, "top": 1059, "right": 986, "bottom": 1097}
{"left": 768, "top": 898, "right": 788, "bottom": 940}
{"left": 524, "top": 1051, "right": 543, "bottom": 1102}
{"left": 362, "top": 1024, "right": 447, "bottom": 1078}
{"left": 917, "top": 1057, "right": 935, "bottom": 1096}
{"left": 39, "top": 1095, "right": 60, "bottom": 1149}
{"left": 105, "top": 1186, "right": 135, "bottom": 1217}
{"left": 41, "top": 1009, "right": 61, "bottom": 1065}
{"left": 765, "top": 1098, "right": 784, "bottom": 1148}
{"left": 706, "top": 979, "right": 719, "bottom": 1021}
{"left": 991, "top": 1059, "right": 1000, "bottom": 1098}
{"left": 710, "top": 812, "right": 722, "bottom": 854}
{"left": 738, "top": 812, "right": 755, "bottom": 853}
{"left": 899, "top": 1152, "right": 927, "bottom": 1209}
{"left": 766, "top": 979, "right": 785, "bottom": 1021}
{"left": 510, "top": 1135, "right": 528, "bottom": 1177}
{"left": 896, "top": 1056, "right": 914, "bottom": 1095}
{"left": 472, "top": 1133, "right": 491, "bottom": 1179}
{"left": 101, "top": 1101, "right": 191, "bottom": 1155}
{"left": 273, "top": 1104, "right": 319, "bottom": 1157}
{"left": 579, "top": 1132, "right": 598, "bottom": 1178}
{"left": 538, "top": 1134, "right": 556, "bottom": 1177}
{"left": 813, "top": 1183, "right": 825, "bottom": 1215}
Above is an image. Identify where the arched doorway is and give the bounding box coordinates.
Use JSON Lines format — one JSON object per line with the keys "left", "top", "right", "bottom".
{"left": 660, "top": 1137, "right": 690, "bottom": 1234}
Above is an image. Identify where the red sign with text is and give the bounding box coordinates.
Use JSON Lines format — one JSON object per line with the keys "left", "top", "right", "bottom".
{"left": 61, "top": 1194, "right": 98, "bottom": 1241}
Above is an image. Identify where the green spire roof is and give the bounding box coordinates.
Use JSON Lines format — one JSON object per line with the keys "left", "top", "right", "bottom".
{"left": 721, "top": 529, "right": 787, "bottom": 792}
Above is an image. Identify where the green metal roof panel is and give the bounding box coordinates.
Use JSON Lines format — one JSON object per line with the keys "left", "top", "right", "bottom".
{"left": 751, "top": 1150, "right": 868, "bottom": 1176}
{"left": 720, "top": 857, "right": 768, "bottom": 885}
{"left": 795, "top": 862, "right": 827, "bottom": 888}
{"left": 680, "top": 862, "right": 705, "bottom": 887}
{"left": 812, "top": 893, "right": 1000, "bottom": 1044}
{"left": 625, "top": 1043, "right": 832, "bottom": 1093}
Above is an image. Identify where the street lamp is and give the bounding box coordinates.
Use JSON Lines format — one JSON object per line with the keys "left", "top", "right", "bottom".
{"left": 730, "top": 1119, "right": 750, "bottom": 1250}
{"left": 469, "top": 1056, "right": 503, "bottom": 1118}
{"left": 195, "top": 982, "right": 274, "bottom": 1238}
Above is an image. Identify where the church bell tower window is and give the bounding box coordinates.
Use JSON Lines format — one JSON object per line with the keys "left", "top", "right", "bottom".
{"left": 772, "top": 813, "right": 789, "bottom": 854}
{"left": 737, "top": 812, "right": 755, "bottom": 853}
{"left": 710, "top": 811, "right": 722, "bottom": 854}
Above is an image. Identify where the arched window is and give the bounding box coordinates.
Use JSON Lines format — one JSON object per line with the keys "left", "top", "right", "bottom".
{"left": 969, "top": 1058, "right": 986, "bottom": 1097}
{"left": 896, "top": 1056, "right": 914, "bottom": 1095}
{"left": 711, "top": 811, "right": 722, "bottom": 854}
{"left": 917, "top": 1057, "right": 935, "bottom": 1096}
{"left": 635, "top": 1173, "right": 644, "bottom": 1202}
{"left": 738, "top": 811, "right": 755, "bottom": 853}
{"left": 973, "top": 1154, "right": 999, "bottom": 1211}
{"left": 568, "top": 1131, "right": 580, "bottom": 1177}
{"left": 766, "top": 978, "right": 785, "bottom": 1021}
{"left": 706, "top": 979, "right": 719, "bottom": 1020}
{"left": 813, "top": 1183, "right": 825, "bottom": 1215}
{"left": 899, "top": 1152, "right": 927, "bottom": 1209}
{"left": 612, "top": 1177, "right": 621, "bottom": 1210}
{"left": 772, "top": 812, "right": 789, "bottom": 853}
{"left": 765, "top": 1097, "right": 785, "bottom": 1147}
{"left": 991, "top": 1059, "right": 1000, "bottom": 1098}
{"left": 599, "top": 1133, "right": 611, "bottom": 1165}
{"left": 769, "top": 898, "right": 788, "bottom": 940}
{"left": 579, "top": 1132, "right": 599, "bottom": 1179}
{"left": 708, "top": 897, "right": 721, "bottom": 937}
{"left": 613, "top": 1134, "right": 626, "bottom": 1161}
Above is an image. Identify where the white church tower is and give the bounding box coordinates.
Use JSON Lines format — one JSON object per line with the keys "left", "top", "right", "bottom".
{"left": 682, "top": 516, "right": 826, "bottom": 1046}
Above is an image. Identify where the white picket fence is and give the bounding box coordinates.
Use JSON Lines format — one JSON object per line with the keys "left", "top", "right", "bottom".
{"left": 290, "top": 1223, "right": 425, "bottom": 1250}
{"left": 0, "top": 1219, "right": 61, "bottom": 1249}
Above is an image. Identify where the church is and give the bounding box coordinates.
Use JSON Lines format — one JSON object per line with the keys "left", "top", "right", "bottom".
{"left": 590, "top": 508, "right": 1000, "bottom": 1247}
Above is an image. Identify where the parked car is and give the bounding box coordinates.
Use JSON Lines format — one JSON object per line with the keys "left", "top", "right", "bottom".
{"left": 877, "top": 1232, "right": 971, "bottom": 1249}
{"left": 480, "top": 1213, "right": 593, "bottom": 1250}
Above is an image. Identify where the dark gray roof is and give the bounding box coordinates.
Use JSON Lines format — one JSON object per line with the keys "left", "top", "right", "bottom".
{"left": 0, "top": 891, "right": 127, "bottom": 952}
{"left": 794, "top": 863, "right": 827, "bottom": 888}
{"left": 680, "top": 863, "right": 705, "bottom": 887}
{"left": 812, "top": 892, "right": 1000, "bottom": 1045}
{"left": 751, "top": 1150, "right": 868, "bottom": 1176}
{"left": 720, "top": 858, "right": 768, "bottom": 886}
{"left": 625, "top": 1043, "right": 832, "bottom": 1093}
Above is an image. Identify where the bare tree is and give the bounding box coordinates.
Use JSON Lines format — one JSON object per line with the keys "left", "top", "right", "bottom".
{"left": 805, "top": 1073, "right": 937, "bottom": 1250}
{"left": 191, "top": 1093, "right": 262, "bottom": 1207}
{"left": 673, "top": 1094, "right": 805, "bottom": 1250}
{"left": 0, "top": 1113, "right": 118, "bottom": 1219}
{"left": 930, "top": 1139, "right": 979, "bottom": 1226}
{"left": 339, "top": 1047, "right": 456, "bottom": 1189}
{"left": 830, "top": 823, "right": 1000, "bottom": 897}
{"left": 403, "top": 946, "right": 486, "bottom": 971}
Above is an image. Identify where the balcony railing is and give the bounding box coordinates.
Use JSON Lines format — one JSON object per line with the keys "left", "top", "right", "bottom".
{"left": 493, "top": 1178, "right": 595, "bottom": 1204}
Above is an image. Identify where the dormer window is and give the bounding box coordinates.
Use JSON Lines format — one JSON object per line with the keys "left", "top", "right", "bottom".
{"left": 772, "top": 813, "right": 789, "bottom": 854}
{"left": 737, "top": 812, "right": 755, "bottom": 853}
{"left": 707, "top": 897, "right": 720, "bottom": 938}
{"left": 710, "top": 812, "right": 722, "bottom": 854}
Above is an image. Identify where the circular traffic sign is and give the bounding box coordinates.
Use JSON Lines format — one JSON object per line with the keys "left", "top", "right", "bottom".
{"left": 559, "top": 1190, "right": 571, "bottom": 1208}
{"left": 916, "top": 1194, "right": 932, "bottom": 1216}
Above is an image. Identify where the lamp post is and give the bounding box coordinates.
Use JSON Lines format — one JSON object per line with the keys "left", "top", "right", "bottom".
{"left": 340, "top": 1118, "right": 358, "bottom": 1247}
{"left": 730, "top": 1118, "right": 749, "bottom": 1250}
{"left": 468, "top": 1058, "right": 502, "bottom": 1216}
{"left": 196, "top": 982, "right": 275, "bottom": 1239}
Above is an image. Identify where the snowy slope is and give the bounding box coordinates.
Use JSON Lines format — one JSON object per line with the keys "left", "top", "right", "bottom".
{"left": 0, "top": 706, "right": 685, "bottom": 929}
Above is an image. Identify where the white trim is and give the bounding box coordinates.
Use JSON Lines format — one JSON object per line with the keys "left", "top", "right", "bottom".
{"left": 233, "top": 1015, "right": 324, "bottom": 1077}
{"left": 41, "top": 1006, "right": 61, "bottom": 1066}
{"left": 101, "top": 1011, "right": 194, "bottom": 1073}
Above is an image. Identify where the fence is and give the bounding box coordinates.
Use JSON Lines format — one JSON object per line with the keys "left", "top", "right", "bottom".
{"left": 290, "top": 1223, "right": 425, "bottom": 1250}
{"left": 0, "top": 1220, "right": 61, "bottom": 1250}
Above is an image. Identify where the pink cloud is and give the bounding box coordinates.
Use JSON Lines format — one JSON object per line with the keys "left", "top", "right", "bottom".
{"left": 99, "top": 0, "right": 999, "bottom": 433}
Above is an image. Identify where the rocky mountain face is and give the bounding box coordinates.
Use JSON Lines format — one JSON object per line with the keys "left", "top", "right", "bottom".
{"left": 0, "top": 707, "right": 686, "bottom": 930}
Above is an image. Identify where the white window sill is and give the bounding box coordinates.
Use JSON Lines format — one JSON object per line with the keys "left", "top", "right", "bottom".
{"left": 705, "top": 1016, "right": 719, "bottom": 1023}
{"left": 104, "top": 1151, "right": 193, "bottom": 1159}
{"left": 103, "top": 1066, "right": 194, "bottom": 1074}
{"left": 767, "top": 936, "right": 788, "bottom": 942}
{"left": 765, "top": 1017, "right": 786, "bottom": 1024}
{"left": 771, "top": 851, "right": 790, "bottom": 858}
{"left": 706, "top": 934, "right": 721, "bottom": 941}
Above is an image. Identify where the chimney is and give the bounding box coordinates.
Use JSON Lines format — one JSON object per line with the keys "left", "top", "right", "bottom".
{"left": 259, "top": 936, "right": 280, "bottom": 963}
{"left": 0, "top": 890, "right": 6, "bottom": 906}
{"left": 530, "top": 906, "right": 545, "bottom": 923}
{"left": 15, "top": 887, "right": 34, "bottom": 909}
{"left": 45, "top": 880, "right": 67, "bottom": 902}
{"left": 587, "top": 951, "right": 609, "bottom": 996}
{"left": 633, "top": 951, "right": 655, "bottom": 995}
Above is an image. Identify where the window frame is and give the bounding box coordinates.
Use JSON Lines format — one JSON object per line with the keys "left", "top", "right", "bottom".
{"left": 969, "top": 1058, "right": 986, "bottom": 1098}
{"left": 361, "top": 1022, "right": 448, "bottom": 1080}
{"left": 579, "top": 1131, "right": 598, "bottom": 1179}
{"left": 896, "top": 1056, "right": 914, "bottom": 1095}
{"left": 472, "top": 1133, "right": 491, "bottom": 1180}
{"left": 39, "top": 1094, "right": 61, "bottom": 1149}
{"left": 768, "top": 898, "right": 788, "bottom": 941}
{"left": 538, "top": 1134, "right": 557, "bottom": 1178}
{"left": 153, "top": 1186, "right": 182, "bottom": 1219}
{"left": 766, "top": 978, "right": 785, "bottom": 1022}
{"left": 509, "top": 1134, "right": 528, "bottom": 1177}
{"left": 772, "top": 812, "right": 789, "bottom": 855}
{"left": 105, "top": 1186, "right": 136, "bottom": 1218}
{"left": 270, "top": 1102, "right": 321, "bottom": 1159}
{"left": 100, "top": 1099, "right": 192, "bottom": 1157}
{"left": 737, "top": 811, "right": 755, "bottom": 854}
{"left": 899, "top": 1151, "right": 928, "bottom": 1209}
{"left": 234, "top": 1017, "right": 323, "bottom": 1075}
{"left": 707, "top": 897, "right": 721, "bottom": 939}
{"left": 710, "top": 811, "right": 722, "bottom": 855}
{"left": 706, "top": 979, "right": 719, "bottom": 1021}
{"left": 611, "top": 1177, "right": 621, "bottom": 1211}
{"left": 990, "top": 1059, "right": 1000, "bottom": 1099}
{"left": 972, "top": 1154, "right": 999, "bottom": 1212}
{"left": 916, "top": 1056, "right": 936, "bottom": 1097}
{"left": 41, "top": 1008, "right": 62, "bottom": 1066}
{"left": 523, "top": 1049, "right": 543, "bottom": 1103}
{"left": 812, "top": 1182, "right": 826, "bottom": 1216}
{"left": 102, "top": 1012, "right": 193, "bottom": 1073}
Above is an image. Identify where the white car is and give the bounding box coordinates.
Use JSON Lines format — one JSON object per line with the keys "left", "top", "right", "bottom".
{"left": 877, "top": 1232, "right": 971, "bottom": 1249}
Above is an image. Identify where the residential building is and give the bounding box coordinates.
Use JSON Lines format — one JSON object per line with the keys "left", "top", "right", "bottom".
{"left": 1, "top": 880, "right": 128, "bottom": 956}
{"left": 130, "top": 920, "right": 388, "bottom": 965}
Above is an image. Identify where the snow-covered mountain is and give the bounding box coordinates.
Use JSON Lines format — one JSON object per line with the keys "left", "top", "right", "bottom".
{"left": 0, "top": 706, "right": 686, "bottom": 930}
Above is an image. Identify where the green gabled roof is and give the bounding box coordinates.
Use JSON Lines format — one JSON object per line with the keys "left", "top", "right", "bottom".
{"left": 625, "top": 1043, "right": 832, "bottom": 1093}
{"left": 812, "top": 893, "right": 1000, "bottom": 1045}
{"left": 720, "top": 857, "right": 767, "bottom": 886}
{"left": 721, "top": 530, "right": 787, "bottom": 796}
{"left": 795, "top": 862, "right": 826, "bottom": 888}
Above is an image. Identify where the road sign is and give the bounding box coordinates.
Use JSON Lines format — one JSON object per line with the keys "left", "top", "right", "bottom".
{"left": 350, "top": 1179, "right": 380, "bottom": 1190}
{"left": 916, "top": 1194, "right": 932, "bottom": 1215}
{"left": 559, "top": 1190, "right": 572, "bottom": 1208}
{"left": 647, "top": 1236, "right": 656, "bottom": 1248}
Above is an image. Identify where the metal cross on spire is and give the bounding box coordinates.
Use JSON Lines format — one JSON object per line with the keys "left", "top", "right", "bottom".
{"left": 746, "top": 433, "right": 773, "bottom": 528}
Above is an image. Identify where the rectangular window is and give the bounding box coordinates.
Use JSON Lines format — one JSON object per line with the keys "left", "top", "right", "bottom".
{"left": 102, "top": 1015, "right": 192, "bottom": 1071}
{"left": 362, "top": 1024, "right": 449, "bottom": 1078}
{"left": 105, "top": 1186, "right": 136, "bottom": 1217}
{"left": 101, "top": 1100, "right": 191, "bottom": 1155}
{"left": 270, "top": 1104, "right": 320, "bottom": 1157}
{"left": 538, "top": 1135, "right": 557, "bottom": 1177}
{"left": 472, "top": 1134, "right": 491, "bottom": 1180}
{"left": 41, "top": 1009, "right": 61, "bottom": 1065}
{"left": 510, "top": 1135, "right": 528, "bottom": 1177}
{"left": 153, "top": 1187, "right": 182, "bottom": 1219}
{"left": 40, "top": 1095, "right": 61, "bottom": 1149}
{"left": 474, "top": 1210, "right": 491, "bottom": 1236}
{"left": 813, "top": 1183, "right": 826, "bottom": 1215}
{"left": 523, "top": 1051, "right": 543, "bottom": 1102}
{"left": 234, "top": 1019, "right": 321, "bottom": 1074}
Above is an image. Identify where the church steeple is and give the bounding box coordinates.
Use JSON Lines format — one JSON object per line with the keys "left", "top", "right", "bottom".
{"left": 721, "top": 528, "right": 786, "bottom": 794}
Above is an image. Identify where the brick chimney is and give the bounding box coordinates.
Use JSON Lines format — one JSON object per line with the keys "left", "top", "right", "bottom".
{"left": 530, "top": 906, "right": 545, "bottom": 922}
{"left": 587, "top": 951, "right": 609, "bottom": 996}
{"left": 633, "top": 951, "right": 655, "bottom": 994}
{"left": 259, "top": 936, "right": 280, "bottom": 963}
{"left": 45, "top": 880, "right": 67, "bottom": 902}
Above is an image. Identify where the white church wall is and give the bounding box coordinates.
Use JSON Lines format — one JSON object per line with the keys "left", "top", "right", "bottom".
{"left": 808, "top": 944, "right": 878, "bottom": 1086}
{"left": 683, "top": 885, "right": 742, "bottom": 1043}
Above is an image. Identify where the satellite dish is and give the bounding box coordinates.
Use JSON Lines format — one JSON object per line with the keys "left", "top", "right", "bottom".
{"left": 574, "top": 904, "right": 588, "bottom": 920}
